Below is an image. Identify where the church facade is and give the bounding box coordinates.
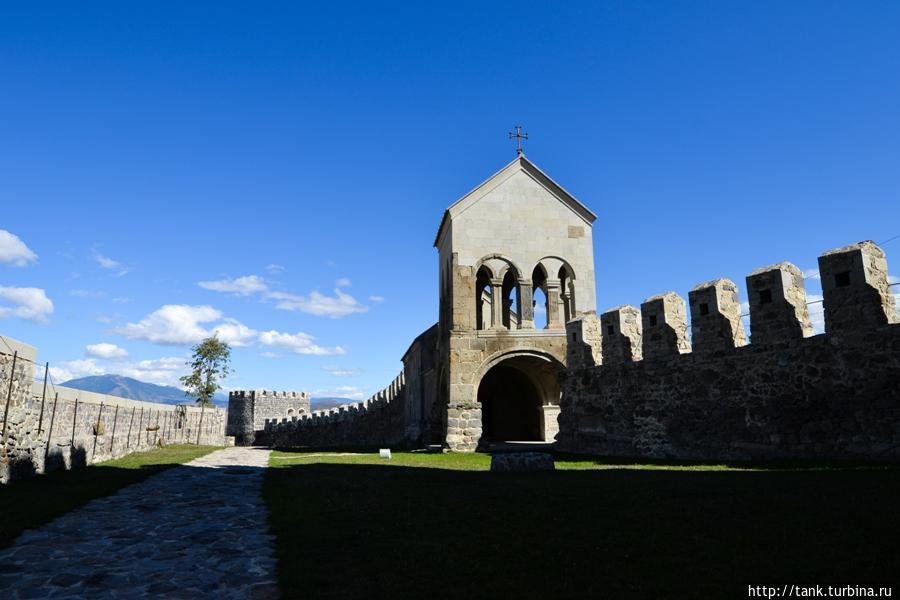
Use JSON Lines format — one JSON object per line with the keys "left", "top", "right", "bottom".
{"left": 404, "top": 155, "right": 597, "bottom": 451}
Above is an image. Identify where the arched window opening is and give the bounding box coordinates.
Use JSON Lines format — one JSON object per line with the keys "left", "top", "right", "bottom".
{"left": 501, "top": 270, "right": 520, "bottom": 329}
{"left": 475, "top": 267, "right": 493, "bottom": 330}
{"left": 558, "top": 266, "right": 575, "bottom": 324}
{"left": 532, "top": 265, "right": 549, "bottom": 330}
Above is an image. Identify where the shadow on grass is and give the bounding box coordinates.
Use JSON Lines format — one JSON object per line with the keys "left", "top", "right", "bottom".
{"left": 265, "top": 461, "right": 900, "bottom": 600}
{"left": 0, "top": 445, "right": 219, "bottom": 549}
{"left": 271, "top": 445, "right": 900, "bottom": 471}
{"left": 552, "top": 453, "right": 900, "bottom": 471}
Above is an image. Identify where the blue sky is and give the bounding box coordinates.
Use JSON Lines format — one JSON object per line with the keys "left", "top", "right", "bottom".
{"left": 2, "top": 2, "right": 899, "bottom": 399}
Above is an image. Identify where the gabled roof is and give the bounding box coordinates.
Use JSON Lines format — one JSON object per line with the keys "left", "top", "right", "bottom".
{"left": 433, "top": 154, "right": 597, "bottom": 248}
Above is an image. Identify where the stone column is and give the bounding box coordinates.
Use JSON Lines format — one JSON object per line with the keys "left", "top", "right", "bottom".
{"left": 490, "top": 278, "right": 505, "bottom": 329}
{"left": 518, "top": 279, "right": 534, "bottom": 329}
{"left": 546, "top": 279, "right": 562, "bottom": 329}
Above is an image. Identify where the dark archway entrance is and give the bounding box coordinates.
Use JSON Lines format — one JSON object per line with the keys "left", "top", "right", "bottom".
{"left": 478, "top": 364, "right": 543, "bottom": 442}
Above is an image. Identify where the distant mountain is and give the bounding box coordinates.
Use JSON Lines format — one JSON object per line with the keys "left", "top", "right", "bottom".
{"left": 60, "top": 375, "right": 228, "bottom": 407}
{"left": 311, "top": 396, "right": 359, "bottom": 410}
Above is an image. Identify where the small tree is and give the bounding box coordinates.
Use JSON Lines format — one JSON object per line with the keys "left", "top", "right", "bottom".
{"left": 180, "top": 336, "right": 231, "bottom": 444}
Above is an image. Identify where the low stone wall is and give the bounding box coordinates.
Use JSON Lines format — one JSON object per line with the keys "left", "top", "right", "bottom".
{"left": 257, "top": 373, "right": 407, "bottom": 448}
{"left": 1, "top": 336, "right": 227, "bottom": 484}
{"left": 559, "top": 241, "right": 900, "bottom": 461}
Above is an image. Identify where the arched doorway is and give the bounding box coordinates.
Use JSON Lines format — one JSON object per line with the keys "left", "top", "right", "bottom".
{"left": 476, "top": 354, "right": 562, "bottom": 443}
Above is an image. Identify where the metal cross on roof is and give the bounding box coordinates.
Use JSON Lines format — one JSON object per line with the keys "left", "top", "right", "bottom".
{"left": 508, "top": 125, "right": 528, "bottom": 156}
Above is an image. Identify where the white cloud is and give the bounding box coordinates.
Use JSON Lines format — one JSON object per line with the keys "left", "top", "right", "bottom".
{"left": 265, "top": 264, "right": 285, "bottom": 274}
{"left": 268, "top": 288, "right": 368, "bottom": 319}
{"left": 0, "top": 230, "right": 38, "bottom": 266}
{"left": 50, "top": 358, "right": 105, "bottom": 383}
{"left": 323, "top": 366, "right": 361, "bottom": 377}
{"left": 802, "top": 268, "right": 821, "bottom": 281}
{"left": 211, "top": 318, "right": 257, "bottom": 347}
{"left": 118, "top": 356, "right": 187, "bottom": 386}
{"left": 198, "top": 275, "right": 268, "bottom": 296}
{"left": 258, "top": 330, "right": 346, "bottom": 356}
{"left": 51, "top": 355, "right": 188, "bottom": 387}
{"left": 70, "top": 289, "right": 106, "bottom": 299}
{"left": 807, "top": 293, "right": 825, "bottom": 334}
{"left": 94, "top": 252, "right": 129, "bottom": 276}
{"left": 368, "top": 295, "right": 385, "bottom": 303}
{"left": 115, "top": 304, "right": 225, "bottom": 345}
{"left": 0, "top": 286, "right": 54, "bottom": 323}
{"left": 260, "top": 351, "right": 281, "bottom": 359}
{"left": 312, "top": 386, "right": 367, "bottom": 401}
{"left": 195, "top": 272, "right": 370, "bottom": 320}
{"left": 85, "top": 343, "right": 128, "bottom": 359}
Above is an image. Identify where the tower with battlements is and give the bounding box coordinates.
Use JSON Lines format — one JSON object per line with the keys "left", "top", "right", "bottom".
{"left": 227, "top": 390, "right": 310, "bottom": 446}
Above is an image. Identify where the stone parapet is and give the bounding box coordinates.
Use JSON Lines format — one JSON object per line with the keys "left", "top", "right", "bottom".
{"left": 558, "top": 240, "right": 900, "bottom": 462}
{"left": 566, "top": 312, "right": 602, "bottom": 369}
{"left": 746, "top": 262, "right": 813, "bottom": 344}
{"left": 257, "top": 372, "right": 407, "bottom": 449}
{"left": 600, "top": 305, "right": 642, "bottom": 363}
{"left": 689, "top": 278, "right": 746, "bottom": 353}
{"left": 818, "top": 240, "right": 898, "bottom": 335}
{"left": 640, "top": 292, "right": 690, "bottom": 359}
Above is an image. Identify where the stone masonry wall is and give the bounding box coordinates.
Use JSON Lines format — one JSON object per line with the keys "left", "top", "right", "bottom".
{"left": 1, "top": 336, "right": 227, "bottom": 484}
{"left": 226, "top": 390, "right": 311, "bottom": 446}
{"left": 444, "top": 330, "right": 568, "bottom": 450}
{"left": 257, "top": 373, "right": 407, "bottom": 448}
{"left": 559, "top": 241, "right": 900, "bottom": 461}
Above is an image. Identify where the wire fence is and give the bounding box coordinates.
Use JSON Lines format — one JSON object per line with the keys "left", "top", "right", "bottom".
{"left": 1, "top": 335, "right": 225, "bottom": 472}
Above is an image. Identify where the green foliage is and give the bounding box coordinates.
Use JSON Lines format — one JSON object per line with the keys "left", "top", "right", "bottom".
{"left": 180, "top": 336, "right": 231, "bottom": 407}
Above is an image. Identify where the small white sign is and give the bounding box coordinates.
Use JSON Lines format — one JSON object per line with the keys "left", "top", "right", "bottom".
{"left": 379, "top": 448, "right": 392, "bottom": 459}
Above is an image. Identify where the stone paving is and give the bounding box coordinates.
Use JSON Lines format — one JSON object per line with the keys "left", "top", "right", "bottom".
{"left": 0, "top": 447, "right": 279, "bottom": 599}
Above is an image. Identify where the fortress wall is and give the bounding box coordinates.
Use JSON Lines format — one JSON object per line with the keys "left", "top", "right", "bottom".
{"left": 257, "top": 373, "right": 408, "bottom": 449}
{"left": 559, "top": 241, "right": 900, "bottom": 461}
{"left": 226, "top": 390, "right": 312, "bottom": 446}
{"left": 0, "top": 337, "right": 226, "bottom": 484}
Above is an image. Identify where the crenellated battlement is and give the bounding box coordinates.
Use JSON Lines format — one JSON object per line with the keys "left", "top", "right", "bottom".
{"left": 560, "top": 240, "right": 900, "bottom": 461}
{"left": 258, "top": 372, "right": 408, "bottom": 448}
{"left": 567, "top": 241, "right": 899, "bottom": 369}
{"left": 226, "top": 388, "right": 312, "bottom": 445}
{"left": 254, "top": 390, "right": 310, "bottom": 400}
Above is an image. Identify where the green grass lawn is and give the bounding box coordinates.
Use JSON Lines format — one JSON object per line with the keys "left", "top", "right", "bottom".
{"left": 0, "top": 444, "right": 219, "bottom": 548}
{"left": 265, "top": 451, "right": 900, "bottom": 599}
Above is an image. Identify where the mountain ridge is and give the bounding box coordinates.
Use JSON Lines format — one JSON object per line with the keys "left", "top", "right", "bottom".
{"left": 59, "top": 375, "right": 227, "bottom": 406}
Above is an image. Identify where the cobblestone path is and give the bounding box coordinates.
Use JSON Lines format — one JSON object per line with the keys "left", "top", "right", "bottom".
{"left": 0, "top": 447, "right": 278, "bottom": 599}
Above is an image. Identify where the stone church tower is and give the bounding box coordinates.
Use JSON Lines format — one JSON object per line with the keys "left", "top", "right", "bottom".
{"left": 431, "top": 155, "right": 597, "bottom": 451}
